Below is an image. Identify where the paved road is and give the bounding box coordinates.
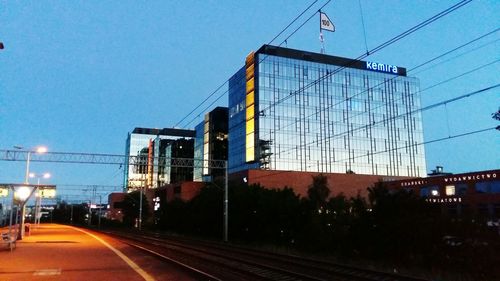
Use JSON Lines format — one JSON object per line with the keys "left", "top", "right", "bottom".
{"left": 0, "top": 224, "right": 196, "bottom": 281}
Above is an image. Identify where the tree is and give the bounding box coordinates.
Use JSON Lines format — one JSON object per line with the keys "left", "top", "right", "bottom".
{"left": 307, "top": 174, "right": 330, "bottom": 210}
{"left": 52, "top": 202, "right": 88, "bottom": 225}
{"left": 121, "top": 191, "right": 150, "bottom": 227}
{"left": 493, "top": 107, "right": 500, "bottom": 130}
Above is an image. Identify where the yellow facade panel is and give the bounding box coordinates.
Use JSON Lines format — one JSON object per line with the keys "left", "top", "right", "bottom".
{"left": 246, "top": 105, "right": 255, "bottom": 121}
{"left": 246, "top": 91, "right": 254, "bottom": 107}
{"left": 246, "top": 133, "right": 254, "bottom": 147}
{"left": 246, "top": 118, "right": 254, "bottom": 134}
{"left": 246, "top": 64, "right": 254, "bottom": 81}
{"left": 245, "top": 52, "right": 255, "bottom": 66}
{"left": 246, "top": 77, "right": 254, "bottom": 94}
{"left": 246, "top": 146, "right": 255, "bottom": 162}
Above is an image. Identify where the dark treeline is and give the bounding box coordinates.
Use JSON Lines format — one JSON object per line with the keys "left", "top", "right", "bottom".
{"left": 52, "top": 175, "right": 499, "bottom": 280}
{"left": 155, "top": 175, "right": 499, "bottom": 280}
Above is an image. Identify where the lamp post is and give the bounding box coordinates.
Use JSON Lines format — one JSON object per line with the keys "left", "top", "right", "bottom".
{"left": 14, "top": 146, "right": 47, "bottom": 240}
{"left": 29, "top": 172, "right": 51, "bottom": 227}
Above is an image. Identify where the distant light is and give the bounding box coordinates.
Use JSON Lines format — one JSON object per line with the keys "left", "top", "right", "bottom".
{"left": 0, "top": 188, "right": 8, "bottom": 197}
{"left": 431, "top": 190, "right": 439, "bottom": 196}
{"left": 29, "top": 172, "right": 51, "bottom": 179}
{"left": 36, "top": 146, "right": 48, "bottom": 153}
{"left": 40, "top": 189, "right": 56, "bottom": 198}
{"left": 15, "top": 186, "right": 31, "bottom": 200}
{"left": 243, "top": 177, "right": 247, "bottom": 183}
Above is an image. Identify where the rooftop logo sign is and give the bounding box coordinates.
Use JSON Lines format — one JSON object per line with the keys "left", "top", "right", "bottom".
{"left": 366, "top": 61, "right": 398, "bottom": 74}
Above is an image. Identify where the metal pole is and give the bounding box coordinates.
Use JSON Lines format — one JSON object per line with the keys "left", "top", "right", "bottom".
{"left": 8, "top": 189, "right": 14, "bottom": 240}
{"left": 35, "top": 178, "right": 40, "bottom": 227}
{"left": 88, "top": 200, "right": 92, "bottom": 226}
{"left": 24, "top": 151, "right": 31, "bottom": 184}
{"left": 37, "top": 196, "right": 42, "bottom": 226}
{"left": 18, "top": 151, "right": 31, "bottom": 240}
{"left": 139, "top": 186, "right": 143, "bottom": 231}
{"left": 70, "top": 204, "right": 73, "bottom": 224}
{"left": 139, "top": 162, "right": 145, "bottom": 231}
{"left": 13, "top": 205, "right": 18, "bottom": 236}
{"left": 224, "top": 161, "right": 228, "bottom": 242}
{"left": 98, "top": 195, "right": 101, "bottom": 229}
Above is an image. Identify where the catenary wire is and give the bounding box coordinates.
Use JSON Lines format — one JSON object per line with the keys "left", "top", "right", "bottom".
{"left": 273, "top": 83, "right": 498, "bottom": 158}
{"left": 258, "top": 31, "right": 499, "bottom": 150}
{"left": 248, "top": 126, "right": 496, "bottom": 182}
{"left": 180, "top": 0, "right": 471, "bottom": 129}
{"left": 412, "top": 37, "right": 500, "bottom": 75}
{"left": 174, "top": 0, "right": 323, "bottom": 128}
{"left": 258, "top": 0, "right": 473, "bottom": 116}
{"left": 319, "top": 127, "right": 497, "bottom": 169}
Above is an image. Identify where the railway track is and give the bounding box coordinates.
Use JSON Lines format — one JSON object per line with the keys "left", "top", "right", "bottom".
{"left": 103, "top": 229, "right": 429, "bottom": 281}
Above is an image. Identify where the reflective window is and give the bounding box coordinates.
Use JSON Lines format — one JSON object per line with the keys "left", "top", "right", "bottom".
{"left": 445, "top": 185, "right": 455, "bottom": 196}
{"left": 228, "top": 54, "right": 426, "bottom": 176}
{"left": 456, "top": 183, "right": 468, "bottom": 195}
{"left": 420, "top": 185, "right": 439, "bottom": 197}
{"left": 475, "top": 181, "right": 500, "bottom": 193}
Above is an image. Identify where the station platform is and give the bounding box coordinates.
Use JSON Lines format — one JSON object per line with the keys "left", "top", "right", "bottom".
{"left": 0, "top": 224, "right": 172, "bottom": 281}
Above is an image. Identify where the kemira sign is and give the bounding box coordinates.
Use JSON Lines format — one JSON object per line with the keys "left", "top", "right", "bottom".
{"left": 366, "top": 61, "right": 398, "bottom": 74}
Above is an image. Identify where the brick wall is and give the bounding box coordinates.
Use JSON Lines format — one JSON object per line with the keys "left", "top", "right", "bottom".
{"left": 246, "top": 169, "right": 413, "bottom": 199}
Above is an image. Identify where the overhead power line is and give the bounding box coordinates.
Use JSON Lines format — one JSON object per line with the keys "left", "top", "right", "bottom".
{"left": 413, "top": 37, "right": 500, "bottom": 75}
{"left": 327, "top": 127, "right": 497, "bottom": 168}
{"left": 259, "top": 28, "right": 499, "bottom": 145}
{"left": 178, "top": 0, "right": 471, "bottom": 129}
{"left": 274, "top": 83, "right": 498, "bottom": 157}
{"left": 410, "top": 27, "right": 499, "bottom": 72}
{"left": 174, "top": 0, "right": 324, "bottom": 128}
{"left": 249, "top": 126, "right": 497, "bottom": 182}
{"left": 259, "top": 0, "right": 474, "bottom": 115}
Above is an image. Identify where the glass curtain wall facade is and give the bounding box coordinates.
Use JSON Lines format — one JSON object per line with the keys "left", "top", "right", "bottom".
{"left": 125, "top": 133, "right": 155, "bottom": 189}
{"left": 228, "top": 45, "right": 426, "bottom": 177}
{"left": 193, "top": 107, "right": 229, "bottom": 182}
{"left": 193, "top": 122, "right": 204, "bottom": 182}
{"left": 124, "top": 128, "right": 196, "bottom": 190}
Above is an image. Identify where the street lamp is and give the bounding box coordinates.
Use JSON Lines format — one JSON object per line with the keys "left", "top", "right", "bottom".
{"left": 14, "top": 186, "right": 31, "bottom": 201}
{"left": 29, "top": 172, "right": 51, "bottom": 227}
{"left": 13, "top": 145, "right": 48, "bottom": 239}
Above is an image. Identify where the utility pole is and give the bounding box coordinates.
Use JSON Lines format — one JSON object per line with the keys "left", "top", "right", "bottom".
{"left": 224, "top": 162, "right": 228, "bottom": 242}
{"left": 139, "top": 186, "right": 143, "bottom": 231}
{"left": 90, "top": 186, "right": 98, "bottom": 226}
{"left": 70, "top": 204, "right": 73, "bottom": 225}
{"left": 98, "top": 195, "right": 102, "bottom": 229}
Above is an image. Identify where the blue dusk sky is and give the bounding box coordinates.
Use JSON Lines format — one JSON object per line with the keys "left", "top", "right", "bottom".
{"left": 0, "top": 1, "right": 498, "bottom": 202}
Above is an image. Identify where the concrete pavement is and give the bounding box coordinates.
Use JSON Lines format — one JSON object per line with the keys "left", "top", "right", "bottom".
{"left": 0, "top": 224, "right": 194, "bottom": 281}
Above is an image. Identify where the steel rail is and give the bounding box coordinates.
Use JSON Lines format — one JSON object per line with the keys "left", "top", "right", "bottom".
{"left": 104, "top": 229, "right": 429, "bottom": 281}
{"left": 120, "top": 239, "right": 222, "bottom": 281}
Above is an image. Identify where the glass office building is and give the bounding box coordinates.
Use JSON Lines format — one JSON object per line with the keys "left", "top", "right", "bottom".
{"left": 193, "top": 107, "right": 229, "bottom": 182}
{"left": 124, "top": 127, "right": 196, "bottom": 190}
{"left": 228, "top": 45, "right": 426, "bottom": 177}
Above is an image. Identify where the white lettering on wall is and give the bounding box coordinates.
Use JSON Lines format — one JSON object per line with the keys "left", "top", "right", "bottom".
{"left": 366, "top": 61, "right": 398, "bottom": 74}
